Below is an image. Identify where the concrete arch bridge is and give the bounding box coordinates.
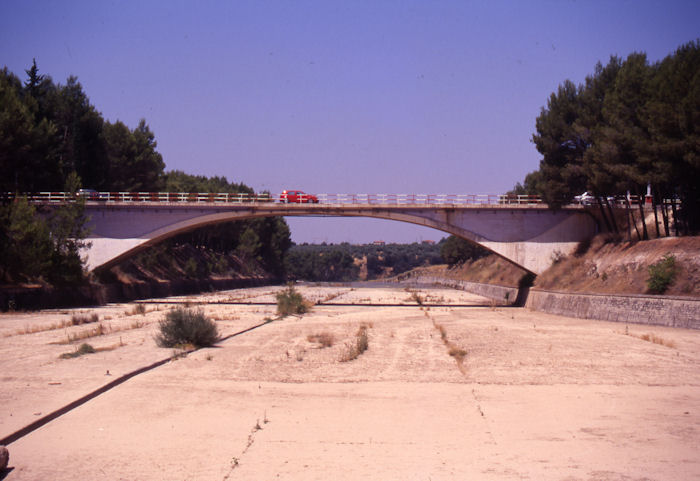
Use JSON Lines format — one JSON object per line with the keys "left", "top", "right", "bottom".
{"left": 30, "top": 192, "right": 598, "bottom": 275}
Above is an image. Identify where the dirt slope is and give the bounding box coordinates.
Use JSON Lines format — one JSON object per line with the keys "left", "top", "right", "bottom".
{"left": 411, "top": 236, "right": 700, "bottom": 298}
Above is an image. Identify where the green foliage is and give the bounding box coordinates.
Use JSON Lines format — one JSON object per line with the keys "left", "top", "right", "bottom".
{"left": 276, "top": 285, "right": 309, "bottom": 316}
{"left": 102, "top": 119, "right": 164, "bottom": 191}
{"left": 1, "top": 62, "right": 291, "bottom": 283}
{"left": 285, "top": 241, "right": 444, "bottom": 282}
{"left": 155, "top": 307, "right": 219, "bottom": 348}
{"left": 646, "top": 254, "right": 677, "bottom": 294}
{"left": 440, "top": 235, "right": 488, "bottom": 266}
{"left": 527, "top": 41, "right": 700, "bottom": 231}
{"left": 0, "top": 62, "right": 163, "bottom": 193}
{"left": 0, "top": 194, "right": 88, "bottom": 284}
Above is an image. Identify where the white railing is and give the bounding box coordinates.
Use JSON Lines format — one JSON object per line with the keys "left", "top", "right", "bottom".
{"left": 4, "top": 192, "right": 672, "bottom": 207}
{"left": 3, "top": 191, "right": 546, "bottom": 205}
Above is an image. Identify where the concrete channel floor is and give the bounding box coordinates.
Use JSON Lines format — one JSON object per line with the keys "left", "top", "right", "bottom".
{"left": 1, "top": 285, "right": 699, "bottom": 480}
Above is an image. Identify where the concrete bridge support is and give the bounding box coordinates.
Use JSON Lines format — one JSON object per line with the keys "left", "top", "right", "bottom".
{"left": 81, "top": 203, "right": 597, "bottom": 275}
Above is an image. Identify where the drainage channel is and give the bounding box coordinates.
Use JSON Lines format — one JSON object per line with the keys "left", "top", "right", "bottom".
{"left": 0, "top": 320, "right": 272, "bottom": 446}
{"left": 135, "top": 300, "right": 502, "bottom": 308}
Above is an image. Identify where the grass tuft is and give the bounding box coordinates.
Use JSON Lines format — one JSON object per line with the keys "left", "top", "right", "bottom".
{"left": 59, "top": 342, "right": 96, "bottom": 359}
{"left": 71, "top": 312, "right": 99, "bottom": 325}
{"left": 307, "top": 332, "right": 335, "bottom": 348}
{"left": 638, "top": 333, "right": 676, "bottom": 348}
{"left": 340, "top": 324, "right": 369, "bottom": 362}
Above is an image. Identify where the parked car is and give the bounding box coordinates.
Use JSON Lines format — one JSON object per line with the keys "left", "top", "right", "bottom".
{"left": 77, "top": 189, "right": 107, "bottom": 201}
{"left": 574, "top": 191, "right": 595, "bottom": 205}
{"left": 279, "top": 190, "right": 319, "bottom": 203}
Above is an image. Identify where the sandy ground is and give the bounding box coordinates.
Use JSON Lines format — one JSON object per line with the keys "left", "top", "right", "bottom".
{"left": 1, "top": 284, "right": 699, "bottom": 480}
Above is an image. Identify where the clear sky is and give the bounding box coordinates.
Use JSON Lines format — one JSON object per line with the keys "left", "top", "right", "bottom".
{"left": 1, "top": 1, "right": 698, "bottom": 244}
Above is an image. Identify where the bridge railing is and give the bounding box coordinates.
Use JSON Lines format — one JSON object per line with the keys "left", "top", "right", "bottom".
{"left": 5, "top": 191, "right": 543, "bottom": 205}
{"left": 3, "top": 192, "right": 669, "bottom": 208}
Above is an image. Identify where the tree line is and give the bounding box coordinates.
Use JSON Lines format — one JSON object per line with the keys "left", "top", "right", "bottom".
{"left": 284, "top": 237, "right": 487, "bottom": 282}
{"left": 514, "top": 40, "right": 699, "bottom": 235}
{"left": 0, "top": 61, "right": 290, "bottom": 284}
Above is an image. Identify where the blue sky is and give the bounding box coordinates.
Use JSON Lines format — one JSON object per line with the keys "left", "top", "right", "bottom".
{"left": 1, "top": 1, "right": 698, "bottom": 243}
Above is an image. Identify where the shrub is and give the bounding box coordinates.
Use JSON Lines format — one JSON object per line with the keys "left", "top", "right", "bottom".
{"left": 60, "top": 343, "right": 96, "bottom": 359}
{"left": 130, "top": 303, "right": 147, "bottom": 316}
{"left": 71, "top": 313, "right": 99, "bottom": 325}
{"left": 307, "top": 332, "right": 335, "bottom": 348}
{"left": 646, "top": 254, "right": 677, "bottom": 294}
{"left": 155, "top": 307, "right": 219, "bottom": 348}
{"left": 276, "top": 285, "right": 309, "bottom": 316}
{"left": 340, "top": 325, "right": 369, "bottom": 362}
{"left": 448, "top": 347, "right": 468, "bottom": 363}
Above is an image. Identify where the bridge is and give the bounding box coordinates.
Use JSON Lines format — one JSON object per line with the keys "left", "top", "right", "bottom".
{"left": 27, "top": 192, "right": 599, "bottom": 275}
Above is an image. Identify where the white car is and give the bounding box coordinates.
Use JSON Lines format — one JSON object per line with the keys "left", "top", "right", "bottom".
{"left": 574, "top": 192, "right": 595, "bottom": 205}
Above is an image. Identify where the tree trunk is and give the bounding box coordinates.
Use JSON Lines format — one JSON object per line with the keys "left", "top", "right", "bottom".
{"left": 652, "top": 194, "right": 660, "bottom": 238}
{"left": 670, "top": 199, "right": 680, "bottom": 236}
{"left": 637, "top": 197, "right": 649, "bottom": 240}
{"left": 604, "top": 196, "right": 619, "bottom": 234}
{"left": 626, "top": 199, "right": 632, "bottom": 241}
{"left": 597, "top": 198, "right": 612, "bottom": 233}
{"left": 626, "top": 197, "right": 642, "bottom": 241}
{"left": 657, "top": 192, "right": 670, "bottom": 237}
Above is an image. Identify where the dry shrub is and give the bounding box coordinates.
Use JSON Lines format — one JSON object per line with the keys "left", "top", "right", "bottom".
{"left": 62, "top": 323, "right": 108, "bottom": 343}
{"left": 126, "top": 303, "right": 147, "bottom": 316}
{"left": 59, "top": 343, "right": 96, "bottom": 359}
{"left": 71, "top": 312, "right": 99, "bottom": 325}
{"left": 307, "top": 332, "right": 335, "bottom": 348}
{"left": 448, "top": 347, "right": 468, "bottom": 363}
{"left": 639, "top": 333, "right": 676, "bottom": 348}
{"left": 156, "top": 307, "right": 219, "bottom": 348}
{"left": 276, "top": 285, "right": 310, "bottom": 316}
{"left": 340, "top": 324, "right": 369, "bottom": 362}
{"left": 434, "top": 321, "right": 468, "bottom": 366}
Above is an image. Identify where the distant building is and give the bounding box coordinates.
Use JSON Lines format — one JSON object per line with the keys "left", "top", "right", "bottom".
{"left": 372, "top": 240, "right": 385, "bottom": 246}
{"left": 422, "top": 240, "right": 435, "bottom": 245}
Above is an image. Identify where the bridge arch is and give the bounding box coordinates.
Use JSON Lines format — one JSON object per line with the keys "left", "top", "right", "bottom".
{"left": 83, "top": 203, "right": 597, "bottom": 275}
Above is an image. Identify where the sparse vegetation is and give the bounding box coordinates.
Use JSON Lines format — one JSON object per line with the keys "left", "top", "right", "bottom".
{"left": 410, "top": 292, "right": 424, "bottom": 305}
{"left": 339, "top": 324, "right": 370, "bottom": 362}
{"left": 433, "top": 321, "right": 468, "bottom": 367}
{"left": 276, "top": 285, "right": 310, "bottom": 316}
{"left": 307, "top": 332, "right": 335, "bottom": 348}
{"left": 61, "top": 323, "right": 108, "bottom": 344}
{"left": 71, "top": 312, "right": 99, "bottom": 325}
{"left": 59, "top": 342, "right": 96, "bottom": 359}
{"left": 638, "top": 333, "right": 677, "bottom": 348}
{"left": 155, "top": 307, "right": 219, "bottom": 348}
{"left": 646, "top": 254, "right": 677, "bottom": 294}
{"left": 128, "top": 303, "right": 147, "bottom": 316}
{"left": 448, "top": 347, "right": 468, "bottom": 363}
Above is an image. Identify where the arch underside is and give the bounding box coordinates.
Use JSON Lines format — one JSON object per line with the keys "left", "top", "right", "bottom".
{"left": 86, "top": 208, "right": 594, "bottom": 275}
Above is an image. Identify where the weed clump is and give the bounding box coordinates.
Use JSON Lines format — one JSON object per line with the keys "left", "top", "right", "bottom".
{"left": 60, "top": 343, "right": 96, "bottom": 359}
{"left": 639, "top": 333, "right": 676, "bottom": 348}
{"left": 307, "top": 332, "right": 335, "bottom": 348}
{"left": 71, "top": 313, "right": 99, "bottom": 325}
{"left": 155, "top": 307, "right": 219, "bottom": 348}
{"left": 340, "top": 324, "right": 369, "bottom": 362}
{"left": 276, "top": 285, "right": 309, "bottom": 316}
{"left": 646, "top": 254, "right": 677, "bottom": 294}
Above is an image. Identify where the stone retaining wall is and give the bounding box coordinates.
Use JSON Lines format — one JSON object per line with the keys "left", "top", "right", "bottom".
{"left": 525, "top": 289, "right": 700, "bottom": 329}
{"left": 397, "top": 274, "right": 700, "bottom": 329}
{"left": 397, "top": 275, "right": 518, "bottom": 305}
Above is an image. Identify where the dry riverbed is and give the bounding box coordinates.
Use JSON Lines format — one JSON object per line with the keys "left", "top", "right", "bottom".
{"left": 1, "top": 284, "right": 699, "bottom": 480}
